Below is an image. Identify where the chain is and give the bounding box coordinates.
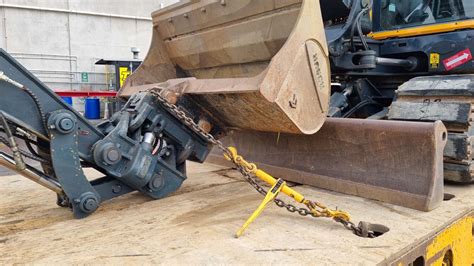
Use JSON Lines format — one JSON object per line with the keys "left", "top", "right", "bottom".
{"left": 149, "top": 89, "right": 375, "bottom": 238}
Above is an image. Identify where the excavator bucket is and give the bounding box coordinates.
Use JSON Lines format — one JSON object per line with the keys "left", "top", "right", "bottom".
{"left": 119, "top": 0, "right": 330, "bottom": 134}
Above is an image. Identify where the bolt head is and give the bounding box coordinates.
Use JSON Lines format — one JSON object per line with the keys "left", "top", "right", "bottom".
{"left": 152, "top": 177, "right": 163, "bottom": 189}
{"left": 59, "top": 118, "right": 74, "bottom": 131}
{"left": 83, "top": 198, "right": 98, "bottom": 212}
{"left": 101, "top": 144, "right": 122, "bottom": 165}
{"left": 107, "top": 149, "right": 120, "bottom": 162}
{"left": 112, "top": 185, "right": 122, "bottom": 194}
{"left": 77, "top": 193, "right": 99, "bottom": 213}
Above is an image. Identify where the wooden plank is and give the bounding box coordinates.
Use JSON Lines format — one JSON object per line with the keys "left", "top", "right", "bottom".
{"left": 396, "top": 95, "right": 474, "bottom": 104}
{"left": 397, "top": 75, "right": 474, "bottom": 97}
{"left": 387, "top": 101, "right": 472, "bottom": 132}
{"left": 444, "top": 162, "right": 474, "bottom": 183}
{"left": 444, "top": 133, "right": 472, "bottom": 161}
{"left": 0, "top": 162, "right": 473, "bottom": 264}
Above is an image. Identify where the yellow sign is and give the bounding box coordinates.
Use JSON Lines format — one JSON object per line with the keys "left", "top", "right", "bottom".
{"left": 430, "top": 53, "right": 440, "bottom": 69}
{"left": 119, "top": 67, "right": 131, "bottom": 88}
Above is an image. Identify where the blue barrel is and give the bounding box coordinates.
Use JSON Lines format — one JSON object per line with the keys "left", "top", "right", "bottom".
{"left": 85, "top": 98, "right": 101, "bottom": 119}
{"left": 61, "top": 96, "right": 73, "bottom": 105}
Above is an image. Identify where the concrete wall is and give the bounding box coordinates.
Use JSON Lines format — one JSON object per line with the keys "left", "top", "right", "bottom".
{"left": 0, "top": 0, "right": 168, "bottom": 91}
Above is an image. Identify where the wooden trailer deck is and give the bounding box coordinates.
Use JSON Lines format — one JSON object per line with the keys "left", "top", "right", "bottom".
{"left": 0, "top": 162, "right": 473, "bottom": 264}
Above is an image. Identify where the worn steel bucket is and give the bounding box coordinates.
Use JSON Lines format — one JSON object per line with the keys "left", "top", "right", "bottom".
{"left": 119, "top": 0, "right": 330, "bottom": 134}
{"left": 207, "top": 118, "right": 448, "bottom": 211}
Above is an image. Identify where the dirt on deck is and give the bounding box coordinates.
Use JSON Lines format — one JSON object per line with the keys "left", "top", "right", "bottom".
{"left": 1, "top": 162, "right": 473, "bottom": 264}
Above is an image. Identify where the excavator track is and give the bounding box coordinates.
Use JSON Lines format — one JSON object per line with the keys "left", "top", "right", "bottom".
{"left": 388, "top": 74, "right": 474, "bottom": 183}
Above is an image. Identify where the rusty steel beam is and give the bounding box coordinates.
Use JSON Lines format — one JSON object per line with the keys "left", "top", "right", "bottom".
{"left": 207, "top": 118, "right": 447, "bottom": 211}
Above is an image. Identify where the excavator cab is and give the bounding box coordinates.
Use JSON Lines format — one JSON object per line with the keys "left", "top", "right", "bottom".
{"left": 371, "top": 0, "right": 474, "bottom": 39}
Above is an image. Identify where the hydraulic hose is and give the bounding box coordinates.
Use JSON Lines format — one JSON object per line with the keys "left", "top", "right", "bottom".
{"left": 0, "top": 112, "right": 25, "bottom": 170}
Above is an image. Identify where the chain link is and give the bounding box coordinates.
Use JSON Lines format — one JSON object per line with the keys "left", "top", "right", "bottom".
{"left": 149, "top": 89, "right": 375, "bottom": 238}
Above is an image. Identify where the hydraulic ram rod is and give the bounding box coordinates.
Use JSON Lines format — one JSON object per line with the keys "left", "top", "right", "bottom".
{"left": 0, "top": 151, "right": 63, "bottom": 194}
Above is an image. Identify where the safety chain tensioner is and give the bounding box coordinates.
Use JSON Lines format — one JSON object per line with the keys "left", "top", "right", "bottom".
{"left": 224, "top": 147, "right": 353, "bottom": 236}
